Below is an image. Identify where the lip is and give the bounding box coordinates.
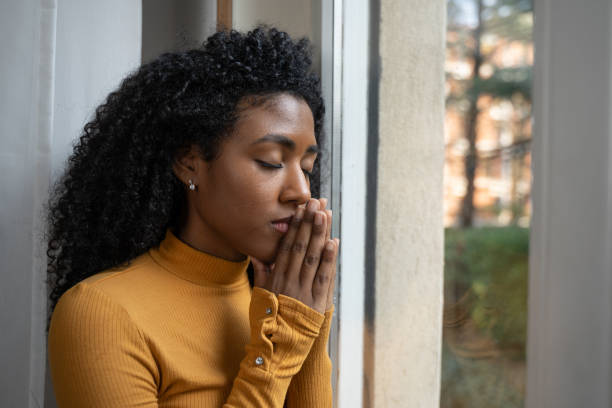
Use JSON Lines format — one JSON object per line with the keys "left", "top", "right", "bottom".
{"left": 271, "top": 216, "right": 293, "bottom": 224}
{"left": 270, "top": 216, "right": 293, "bottom": 234}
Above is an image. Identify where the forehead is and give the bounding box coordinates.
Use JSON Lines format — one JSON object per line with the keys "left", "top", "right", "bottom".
{"left": 230, "top": 93, "right": 316, "bottom": 146}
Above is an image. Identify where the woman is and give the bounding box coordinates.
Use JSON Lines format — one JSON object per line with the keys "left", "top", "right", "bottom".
{"left": 46, "top": 27, "right": 339, "bottom": 407}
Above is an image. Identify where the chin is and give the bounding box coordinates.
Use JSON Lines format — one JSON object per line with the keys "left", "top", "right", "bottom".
{"left": 246, "top": 241, "right": 279, "bottom": 265}
{"left": 259, "top": 249, "right": 278, "bottom": 265}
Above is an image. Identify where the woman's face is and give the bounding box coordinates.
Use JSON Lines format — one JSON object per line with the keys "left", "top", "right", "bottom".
{"left": 174, "top": 93, "right": 318, "bottom": 263}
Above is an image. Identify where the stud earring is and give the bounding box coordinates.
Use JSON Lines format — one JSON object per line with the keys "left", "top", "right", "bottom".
{"left": 188, "top": 179, "right": 196, "bottom": 191}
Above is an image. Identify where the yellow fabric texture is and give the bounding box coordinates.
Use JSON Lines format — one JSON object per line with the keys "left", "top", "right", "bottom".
{"left": 48, "top": 228, "right": 334, "bottom": 407}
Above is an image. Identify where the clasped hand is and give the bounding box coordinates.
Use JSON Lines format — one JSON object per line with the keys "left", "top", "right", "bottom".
{"left": 251, "top": 198, "right": 338, "bottom": 314}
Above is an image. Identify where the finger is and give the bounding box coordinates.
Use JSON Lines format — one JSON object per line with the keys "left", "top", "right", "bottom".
{"left": 325, "top": 237, "right": 339, "bottom": 311}
{"left": 318, "top": 198, "right": 331, "bottom": 242}
{"left": 325, "top": 209, "right": 332, "bottom": 242}
{"left": 286, "top": 198, "right": 320, "bottom": 283}
{"left": 319, "top": 197, "right": 328, "bottom": 211}
{"left": 312, "top": 239, "right": 337, "bottom": 311}
{"left": 251, "top": 256, "right": 270, "bottom": 288}
{"left": 300, "top": 210, "right": 328, "bottom": 287}
{"left": 273, "top": 206, "right": 305, "bottom": 276}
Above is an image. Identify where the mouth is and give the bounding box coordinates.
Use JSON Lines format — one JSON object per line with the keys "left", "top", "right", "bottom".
{"left": 270, "top": 216, "right": 293, "bottom": 234}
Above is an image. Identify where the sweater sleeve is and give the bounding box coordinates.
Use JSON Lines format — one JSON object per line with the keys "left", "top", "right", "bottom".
{"left": 224, "top": 287, "right": 325, "bottom": 407}
{"left": 47, "top": 283, "right": 160, "bottom": 408}
{"left": 285, "top": 306, "right": 334, "bottom": 407}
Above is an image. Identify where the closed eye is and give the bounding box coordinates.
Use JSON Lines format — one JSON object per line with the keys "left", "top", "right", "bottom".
{"left": 255, "top": 160, "right": 313, "bottom": 180}
{"left": 256, "top": 160, "right": 282, "bottom": 169}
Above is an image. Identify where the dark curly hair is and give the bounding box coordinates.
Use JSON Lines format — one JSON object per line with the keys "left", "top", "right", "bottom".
{"left": 45, "top": 27, "right": 325, "bottom": 332}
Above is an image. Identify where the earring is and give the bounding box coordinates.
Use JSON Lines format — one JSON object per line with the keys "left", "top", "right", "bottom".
{"left": 188, "top": 179, "right": 196, "bottom": 191}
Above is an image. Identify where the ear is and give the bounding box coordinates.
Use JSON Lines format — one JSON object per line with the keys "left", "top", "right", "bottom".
{"left": 172, "top": 144, "right": 205, "bottom": 188}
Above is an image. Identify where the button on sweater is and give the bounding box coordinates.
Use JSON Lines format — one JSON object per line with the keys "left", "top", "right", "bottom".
{"left": 47, "top": 228, "right": 334, "bottom": 407}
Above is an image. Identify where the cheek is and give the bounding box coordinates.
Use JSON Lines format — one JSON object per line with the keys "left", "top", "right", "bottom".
{"left": 230, "top": 171, "right": 276, "bottom": 205}
{"left": 217, "top": 177, "right": 282, "bottom": 259}
{"left": 209, "top": 166, "right": 279, "bottom": 226}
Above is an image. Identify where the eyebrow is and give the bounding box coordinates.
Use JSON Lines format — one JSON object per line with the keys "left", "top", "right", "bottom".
{"left": 251, "top": 134, "right": 320, "bottom": 155}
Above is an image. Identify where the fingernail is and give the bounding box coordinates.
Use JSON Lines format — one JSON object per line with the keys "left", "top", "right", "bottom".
{"left": 326, "top": 241, "right": 334, "bottom": 251}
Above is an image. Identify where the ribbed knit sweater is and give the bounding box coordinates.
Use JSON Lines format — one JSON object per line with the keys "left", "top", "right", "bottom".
{"left": 47, "top": 228, "right": 334, "bottom": 407}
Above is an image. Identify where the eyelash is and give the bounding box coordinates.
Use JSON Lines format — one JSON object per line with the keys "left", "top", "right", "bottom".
{"left": 256, "top": 160, "right": 313, "bottom": 180}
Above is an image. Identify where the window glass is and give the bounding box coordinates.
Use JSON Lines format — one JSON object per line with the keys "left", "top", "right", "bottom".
{"left": 442, "top": 1, "right": 533, "bottom": 406}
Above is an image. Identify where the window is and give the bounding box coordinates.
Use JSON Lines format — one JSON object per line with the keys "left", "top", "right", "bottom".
{"left": 442, "top": 1, "right": 533, "bottom": 406}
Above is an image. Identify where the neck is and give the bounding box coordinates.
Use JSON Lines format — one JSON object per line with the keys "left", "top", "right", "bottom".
{"left": 174, "top": 212, "right": 247, "bottom": 263}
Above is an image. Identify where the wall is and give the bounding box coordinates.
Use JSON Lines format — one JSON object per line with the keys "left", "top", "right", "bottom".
{"left": 0, "top": 0, "right": 54, "bottom": 406}
{"left": 367, "top": 0, "right": 446, "bottom": 406}
{"left": 527, "top": 0, "right": 612, "bottom": 406}
{"left": 0, "top": 0, "right": 141, "bottom": 406}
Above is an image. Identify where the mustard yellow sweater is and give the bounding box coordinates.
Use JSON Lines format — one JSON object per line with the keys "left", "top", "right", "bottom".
{"left": 48, "top": 228, "right": 333, "bottom": 407}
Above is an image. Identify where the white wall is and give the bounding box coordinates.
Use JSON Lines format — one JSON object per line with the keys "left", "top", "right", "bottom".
{"left": 0, "top": 1, "right": 55, "bottom": 406}
{"left": 52, "top": 0, "right": 142, "bottom": 176}
{"left": 0, "top": 1, "right": 141, "bottom": 407}
{"left": 527, "top": 0, "right": 612, "bottom": 406}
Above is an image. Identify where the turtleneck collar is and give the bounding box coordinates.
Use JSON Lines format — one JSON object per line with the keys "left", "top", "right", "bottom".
{"left": 148, "top": 228, "right": 251, "bottom": 286}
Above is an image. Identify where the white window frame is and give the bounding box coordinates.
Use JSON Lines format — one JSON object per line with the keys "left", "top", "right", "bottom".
{"left": 319, "top": 0, "right": 371, "bottom": 406}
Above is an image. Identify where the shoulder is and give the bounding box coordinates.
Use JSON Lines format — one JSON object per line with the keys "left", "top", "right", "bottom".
{"left": 78, "top": 251, "right": 155, "bottom": 291}
{"left": 48, "top": 268, "right": 158, "bottom": 361}
{"left": 49, "top": 278, "right": 137, "bottom": 340}
{"left": 49, "top": 252, "right": 165, "bottom": 334}
{"left": 64, "top": 251, "right": 172, "bottom": 311}
{"left": 47, "top": 262, "right": 161, "bottom": 404}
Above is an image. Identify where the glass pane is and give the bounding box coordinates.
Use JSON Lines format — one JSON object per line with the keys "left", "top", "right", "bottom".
{"left": 442, "top": 1, "right": 533, "bottom": 406}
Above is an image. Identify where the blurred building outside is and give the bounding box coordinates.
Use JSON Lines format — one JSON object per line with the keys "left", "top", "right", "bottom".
{"left": 444, "top": 0, "right": 533, "bottom": 228}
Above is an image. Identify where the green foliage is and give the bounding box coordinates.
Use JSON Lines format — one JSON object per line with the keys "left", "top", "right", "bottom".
{"left": 441, "top": 341, "right": 525, "bottom": 408}
{"left": 442, "top": 226, "right": 529, "bottom": 407}
{"left": 444, "top": 226, "right": 529, "bottom": 354}
{"left": 470, "top": 66, "right": 532, "bottom": 100}
{"left": 483, "top": 0, "right": 533, "bottom": 42}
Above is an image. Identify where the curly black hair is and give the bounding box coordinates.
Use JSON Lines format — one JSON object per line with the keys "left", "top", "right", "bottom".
{"left": 45, "top": 27, "right": 325, "bottom": 332}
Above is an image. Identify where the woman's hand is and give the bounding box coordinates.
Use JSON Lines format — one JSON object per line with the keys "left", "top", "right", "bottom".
{"left": 318, "top": 197, "right": 338, "bottom": 312}
{"left": 251, "top": 198, "right": 339, "bottom": 314}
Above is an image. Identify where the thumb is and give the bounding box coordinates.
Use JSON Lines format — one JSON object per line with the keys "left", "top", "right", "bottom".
{"left": 250, "top": 256, "right": 270, "bottom": 288}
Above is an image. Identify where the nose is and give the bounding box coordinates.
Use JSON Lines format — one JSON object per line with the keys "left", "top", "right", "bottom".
{"left": 279, "top": 162, "right": 311, "bottom": 205}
